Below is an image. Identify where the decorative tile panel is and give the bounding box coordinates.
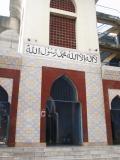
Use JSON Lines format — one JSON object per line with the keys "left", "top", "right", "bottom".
{"left": 16, "top": 66, "right": 41, "bottom": 143}
{"left": 86, "top": 72, "right": 107, "bottom": 143}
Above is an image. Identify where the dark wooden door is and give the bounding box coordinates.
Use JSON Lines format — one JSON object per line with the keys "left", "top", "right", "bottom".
{"left": 46, "top": 100, "right": 82, "bottom": 145}
{"left": 0, "top": 102, "right": 10, "bottom": 144}
{"left": 40, "top": 67, "right": 88, "bottom": 144}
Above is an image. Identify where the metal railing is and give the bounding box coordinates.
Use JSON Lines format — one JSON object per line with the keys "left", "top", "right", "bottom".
{"left": 102, "top": 61, "right": 120, "bottom": 67}
{"left": 96, "top": 4, "right": 120, "bottom": 18}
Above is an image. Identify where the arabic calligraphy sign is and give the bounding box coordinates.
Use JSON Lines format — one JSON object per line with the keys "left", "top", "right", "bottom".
{"left": 24, "top": 43, "right": 99, "bottom": 65}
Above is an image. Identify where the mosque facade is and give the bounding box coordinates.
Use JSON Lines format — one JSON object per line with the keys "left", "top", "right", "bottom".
{"left": 0, "top": 0, "right": 119, "bottom": 147}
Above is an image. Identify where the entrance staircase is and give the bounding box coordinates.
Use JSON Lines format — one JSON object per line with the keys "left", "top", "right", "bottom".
{"left": 0, "top": 145, "right": 120, "bottom": 160}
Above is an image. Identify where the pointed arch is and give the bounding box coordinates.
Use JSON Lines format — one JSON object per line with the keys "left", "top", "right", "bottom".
{"left": 40, "top": 67, "right": 88, "bottom": 143}
{"left": 111, "top": 95, "right": 120, "bottom": 110}
{"left": 103, "top": 80, "right": 120, "bottom": 144}
{"left": 0, "top": 85, "right": 8, "bottom": 102}
{"left": 0, "top": 68, "right": 20, "bottom": 146}
{"left": 50, "top": 0, "right": 75, "bottom": 12}
{"left": 50, "top": 75, "right": 78, "bottom": 101}
{"left": 46, "top": 75, "right": 82, "bottom": 145}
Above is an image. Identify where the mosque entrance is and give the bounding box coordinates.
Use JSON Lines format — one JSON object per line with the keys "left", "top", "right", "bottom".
{"left": 0, "top": 86, "right": 10, "bottom": 145}
{"left": 40, "top": 67, "right": 88, "bottom": 144}
{"left": 46, "top": 76, "right": 82, "bottom": 145}
{"left": 111, "top": 95, "right": 120, "bottom": 144}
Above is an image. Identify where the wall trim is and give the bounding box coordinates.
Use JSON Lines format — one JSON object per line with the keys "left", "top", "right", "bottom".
{"left": 0, "top": 68, "right": 20, "bottom": 147}
{"left": 102, "top": 79, "right": 120, "bottom": 145}
{"left": 40, "top": 66, "right": 88, "bottom": 144}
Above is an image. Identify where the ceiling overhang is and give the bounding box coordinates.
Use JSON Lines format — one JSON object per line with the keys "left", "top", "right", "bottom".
{"left": 95, "top": 0, "right": 99, "bottom": 3}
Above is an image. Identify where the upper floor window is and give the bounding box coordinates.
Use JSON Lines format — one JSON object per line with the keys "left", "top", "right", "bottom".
{"left": 50, "top": 0, "right": 76, "bottom": 49}
{"left": 50, "top": 0, "right": 75, "bottom": 12}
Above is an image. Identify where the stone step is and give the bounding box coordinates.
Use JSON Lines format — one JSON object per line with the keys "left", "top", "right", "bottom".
{"left": 0, "top": 146, "right": 120, "bottom": 160}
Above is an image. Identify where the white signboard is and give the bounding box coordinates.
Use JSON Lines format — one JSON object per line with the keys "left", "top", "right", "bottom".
{"left": 24, "top": 43, "right": 100, "bottom": 65}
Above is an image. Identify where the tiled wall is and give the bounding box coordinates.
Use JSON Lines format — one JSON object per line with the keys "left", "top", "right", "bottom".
{"left": 102, "top": 66, "right": 120, "bottom": 81}
{"left": 16, "top": 65, "right": 41, "bottom": 143}
{"left": 0, "top": 54, "right": 22, "bottom": 70}
{"left": 0, "top": 53, "right": 108, "bottom": 144}
{"left": 86, "top": 72, "right": 107, "bottom": 143}
{"left": 14, "top": 55, "right": 107, "bottom": 144}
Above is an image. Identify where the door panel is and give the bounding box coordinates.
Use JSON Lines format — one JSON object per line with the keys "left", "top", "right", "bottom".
{"left": 41, "top": 67, "right": 88, "bottom": 143}
{"left": 55, "top": 101, "right": 73, "bottom": 145}
{"left": 0, "top": 102, "right": 10, "bottom": 144}
{"left": 111, "top": 110, "right": 120, "bottom": 144}
{"left": 73, "top": 103, "right": 82, "bottom": 145}
{"left": 46, "top": 100, "right": 82, "bottom": 145}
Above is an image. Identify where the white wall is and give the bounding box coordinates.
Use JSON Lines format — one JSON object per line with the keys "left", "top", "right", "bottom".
{"left": 19, "top": 0, "right": 50, "bottom": 50}
{"left": 75, "top": 0, "right": 99, "bottom": 51}
{"left": 19, "top": 0, "right": 99, "bottom": 55}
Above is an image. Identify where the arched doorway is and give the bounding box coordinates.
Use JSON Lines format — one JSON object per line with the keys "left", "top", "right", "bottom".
{"left": 0, "top": 85, "right": 10, "bottom": 144}
{"left": 46, "top": 75, "right": 82, "bottom": 145}
{"left": 111, "top": 95, "right": 120, "bottom": 144}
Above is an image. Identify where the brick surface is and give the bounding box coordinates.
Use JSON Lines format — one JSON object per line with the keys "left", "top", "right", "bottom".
{"left": 50, "top": 0, "right": 75, "bottom": 12}
{"left": 50, "top": 15, "right": 76, "bottom": 49}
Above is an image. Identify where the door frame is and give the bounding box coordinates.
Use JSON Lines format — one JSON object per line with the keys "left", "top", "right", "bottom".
{"left": 103, "top": 80, "right": 120, "bottom": 145}
{"left": 40, "top": 67, "right": 88, "bottom": 143}
{"left": 0, "top": 68, "right": 20, "bottom": 146}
